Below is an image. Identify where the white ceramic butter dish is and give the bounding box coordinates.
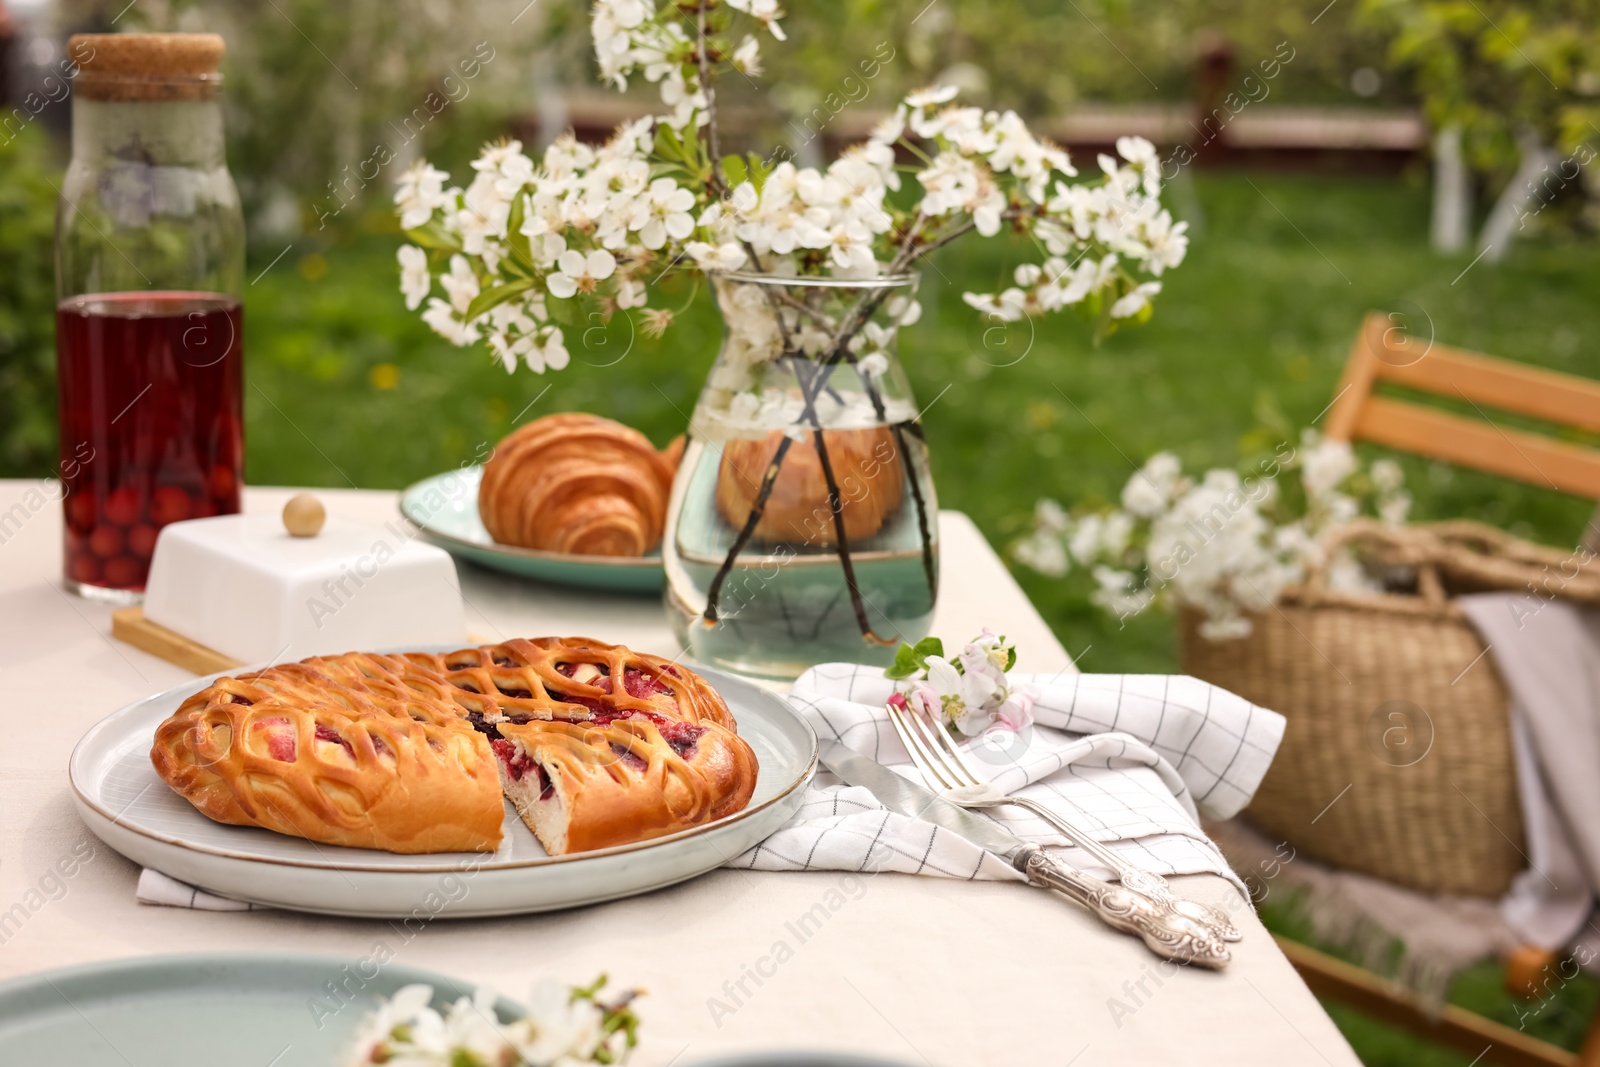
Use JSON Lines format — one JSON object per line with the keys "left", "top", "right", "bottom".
{"left": 143, "top": 509, "right": 467, "bottom": 664}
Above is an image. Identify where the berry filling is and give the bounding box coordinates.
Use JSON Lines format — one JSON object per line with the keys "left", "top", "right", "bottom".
{"left": 496, "top": 687, "right": 533, "bottom": 700}
{"left": 251, "top": 716, "right": 296, "bottom": 762}
{"left": 545, "top": 687, "right": 610, "bottom": 714}
{"left": 658, "top": 719, "right": 707, "bottom": 757}
{"left": 610, "top": 742, "right": 648, "bottom": 771}
{"left": 314, "top": 723, "right": 355, "bottom": 759}
{"left": 622, "top": 668, "right": 672, "bottom": 699}
{"left": 555, "top": 661, "right": 608, "bottom": 679}
{"left": 491, "top": 739, "right": 554, "bottom": 799}
{"left": 465, "top": 711, "right": 502, "bottom": 740}
{"left": 585, "top": 709, "right": 707, "bottom": 757}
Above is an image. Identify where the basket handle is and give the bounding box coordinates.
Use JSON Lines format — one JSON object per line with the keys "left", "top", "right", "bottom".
{"left": 1302, "top": 519, "right": 1448, "bottom": 607}
{"left": 1426, "top": 518, "right": 1588, "bottom": 567}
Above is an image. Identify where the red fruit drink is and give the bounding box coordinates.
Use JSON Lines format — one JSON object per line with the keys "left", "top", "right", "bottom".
{"left": 57, "top": 291, "right": 243, "bottom": 595}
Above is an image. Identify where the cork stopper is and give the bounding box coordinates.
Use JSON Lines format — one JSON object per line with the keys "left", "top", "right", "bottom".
{"left": 71, "top": 33, "right": 225, "bottom": 102}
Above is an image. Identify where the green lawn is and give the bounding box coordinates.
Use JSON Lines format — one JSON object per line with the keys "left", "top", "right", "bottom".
{"left": 244, "top": 172, "right": 1600, "bottom": 1067}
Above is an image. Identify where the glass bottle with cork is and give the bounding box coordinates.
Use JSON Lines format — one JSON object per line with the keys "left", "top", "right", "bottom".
{"left": 56, "top": 32, "right": 244, "bottom": 600}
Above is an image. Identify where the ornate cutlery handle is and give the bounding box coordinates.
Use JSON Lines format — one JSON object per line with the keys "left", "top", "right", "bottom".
{"left": 1009, "top": 796, "right": 1242, "bottom": 943}
{"left": 1013, "top": 845, "right": 1231, "bottom": 969}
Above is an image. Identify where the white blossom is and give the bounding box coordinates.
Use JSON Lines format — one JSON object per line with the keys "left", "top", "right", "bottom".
{"left": 1300, "top": 435, "right": 1357, "bottom": 498}
{"left": 1371, "top": 458, "right": 1404, "bottom": 493}
{"left": 1110, "top": 281, "right": 1161, "bottom": 319}
{"left": 1122, "top": 451, "right": 1181, "bottom": 517}
{"left": 501, "top": 979, "right": 606, "bottom": 1065}
{"left": 421, "top": 297, "right": 479, "bottom": 346}
{"left": 725, "top": 0, "right": 786, "bottom": 39}
{"left": 905, "top": 84, "right": 960, "bottom": 109}
{"left": 394, "top": 161, "right": 451, "bottom": 230}
{"left": 1015, "top": 439, "right": 1415, "bottom": 641}
{"left": 397, "top": 244, "right": 430, "bottom": 311}
{"left": 731, "top": 34, "right": 762, "bottom": 76}
{"left": 344, "top": 977, "right": 633, "bottom": 1067}
{"left": 686, "top": 241, "right": 749, "bottom": 271}
{"left": 1014, "top": 528, "right": 1068, "bottom": 577}
{"left": 547, "top": 249, "right": 618, "bottom": 299}
{"left": 916, "top": 654, "right": 1000, "bottom": 737}
{"left": 439, "top": 255, "right": 480, "bottom": 314}
{"left": 629, "top": 177, "right": 696, "bottom": 249}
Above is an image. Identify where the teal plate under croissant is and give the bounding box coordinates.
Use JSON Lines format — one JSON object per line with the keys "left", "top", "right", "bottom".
{"left": 399, "top": 465, "right": 665, "bottom": 593}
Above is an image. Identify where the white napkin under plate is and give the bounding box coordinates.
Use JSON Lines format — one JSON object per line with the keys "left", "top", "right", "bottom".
{"left": 137, "top": 666, "right": 1285, "bottom": 909}
{"left": 137, "top": 867, "right": 265, "bottom": 911}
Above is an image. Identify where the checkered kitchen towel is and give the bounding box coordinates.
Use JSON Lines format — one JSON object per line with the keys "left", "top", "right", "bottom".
{"left": 725, "top": 665, "right": 1286, "bottom": 889}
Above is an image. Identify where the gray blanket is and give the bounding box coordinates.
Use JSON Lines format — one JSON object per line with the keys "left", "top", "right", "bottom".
{"left": 1459, "top": 594, "right": 1600, "bottom": 950}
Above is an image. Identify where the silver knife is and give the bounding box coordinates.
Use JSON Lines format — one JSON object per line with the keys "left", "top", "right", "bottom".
{"left": 821, "top": 740, "right": 1231, "bottom": 969}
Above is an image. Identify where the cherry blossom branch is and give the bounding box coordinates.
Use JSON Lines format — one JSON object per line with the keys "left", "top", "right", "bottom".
{"left": 696, "top": 1, "right": 722, "bottom": 194}
{"left": 885, "top": 209, "right": 927, "bottom": 268}
{"left": 702, "top": 434, "right": 794, "bottom": 623}
{"left": 805, "top": 424, "right": 897, "bottom": 646}
{"left": 768, "top": 290, "right": 838, "bottom": 330}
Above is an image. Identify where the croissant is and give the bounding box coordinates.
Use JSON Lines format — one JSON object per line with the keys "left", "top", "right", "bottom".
{"left": 715, "top": 426, "right": 904, "bottom": 546}
{"left": 480, "top": 413, "right": 680, "bottom": 556}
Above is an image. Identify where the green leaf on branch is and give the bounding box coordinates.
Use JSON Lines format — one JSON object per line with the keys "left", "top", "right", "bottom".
{"left": 655, "top": 122, "right": 689, "bottom": 166}
{"left": 721, "top": 154, "right": 748, "bottom": 189}
{"left": 545, "top": 293, "right": 581, "bottom": 327}
{"left": 505, "top": 192, "right": 534, "bottom": 271}
{"left": 744, "top": 151, "right": 776, "bottom": 194}
{"left": 500, "top": 254, "right": 535, "bottom": 281}
{"left": 464, "top": 278, "right": 536, "bottom": 321}
{"left": 884, "top": 636, "right": 945, "bottom": 679}
{"left": 403, "top": 221, "right": 462, "bottom": 253}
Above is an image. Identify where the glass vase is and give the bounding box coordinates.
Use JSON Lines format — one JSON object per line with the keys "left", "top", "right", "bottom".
{"left": 664, "top": 272, "right": 939, "bottom": 679}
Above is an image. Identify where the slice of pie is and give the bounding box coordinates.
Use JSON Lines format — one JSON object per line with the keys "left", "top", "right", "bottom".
{"left": 150, "top": 637, "right": 759, "bottom": 856}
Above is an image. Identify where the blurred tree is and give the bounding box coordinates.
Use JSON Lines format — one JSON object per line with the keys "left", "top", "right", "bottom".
{"left": 1362, "top": 0, "right": 1600, "bottom": 188}
{"left": 764, "top": 0, "right": 1399, "bottom": 114}
{"left": 0, "top": 129, "right": 59, "bottom": 476}
{"left": 536, "top": 0, "right": 1400, "bottom": 135}
{"left": 55, "top": 0, "right": 548, "bottom": 239}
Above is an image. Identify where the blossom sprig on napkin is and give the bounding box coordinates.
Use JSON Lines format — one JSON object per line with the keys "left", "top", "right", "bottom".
{"left": 884, "top": 629, "right": 1036, "bottom": 737}
{"left": 346, "top": 974, "right": 640, "bottom": 1066}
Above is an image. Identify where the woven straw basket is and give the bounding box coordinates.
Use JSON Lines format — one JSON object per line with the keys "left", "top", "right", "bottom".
{"left": 1179, "top": 520, "right": 1600, "bottom": 897}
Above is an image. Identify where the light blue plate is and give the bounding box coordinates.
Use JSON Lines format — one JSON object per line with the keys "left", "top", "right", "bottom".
{"left": 71, "top": 663, "right": 816, "bottom": 917}
{"left": 0, "top": 952, "right": 519, "bottom": 1065}
{"left": 399, "top": 466, "right": 665, "bottom": 594}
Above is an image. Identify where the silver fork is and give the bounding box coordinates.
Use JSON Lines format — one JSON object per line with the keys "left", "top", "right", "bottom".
{"left": 885, "top": 699, "right": 1242, "bottom": 943}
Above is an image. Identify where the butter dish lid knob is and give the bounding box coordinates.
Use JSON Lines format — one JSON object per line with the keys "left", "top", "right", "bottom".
{"left": 283, "top": 493, "right": 326, "bottom": 537}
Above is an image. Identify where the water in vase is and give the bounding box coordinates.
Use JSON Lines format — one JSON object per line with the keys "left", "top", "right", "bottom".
{"left": 665, "top": 399, "right": 939, "bottom": 680}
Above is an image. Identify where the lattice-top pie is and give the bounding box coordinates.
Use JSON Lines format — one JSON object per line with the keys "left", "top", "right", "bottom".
{"left": 150, "top": 637, "right": 759, "bottom": 855}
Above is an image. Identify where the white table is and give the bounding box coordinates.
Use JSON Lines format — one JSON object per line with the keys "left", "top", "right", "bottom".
{"left": 0, "top": 482, "right": 1360, "bottom": 1065}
